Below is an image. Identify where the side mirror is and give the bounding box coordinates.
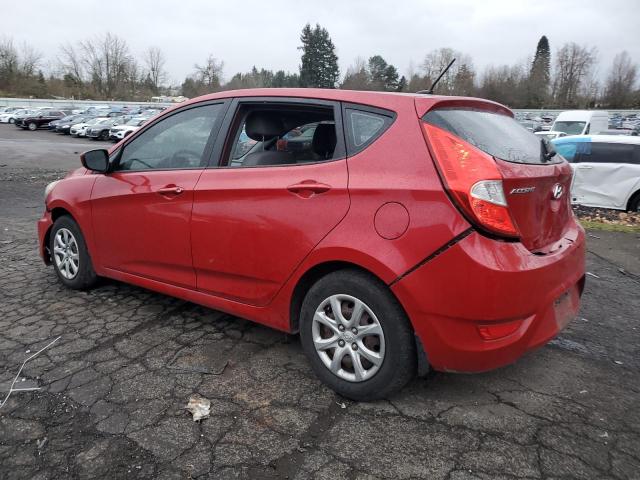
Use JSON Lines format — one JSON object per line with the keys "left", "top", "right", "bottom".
{"left": 81, "top": 149, "right": 109, "bottom": 173}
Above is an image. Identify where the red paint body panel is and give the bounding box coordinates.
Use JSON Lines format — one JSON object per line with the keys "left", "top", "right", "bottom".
{"left": 37, "top": 89, "right": 586, "bottom": 374}
{"left": 392, "top": 223, "right": 585, "bottom": 372}
{"left": 191, "top": 160, "right": 349, "bottom": 305}
{"left": 91, "top": 170, "right": 203, "bottom": 288}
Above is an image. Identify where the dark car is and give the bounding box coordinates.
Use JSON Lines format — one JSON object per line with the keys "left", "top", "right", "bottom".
{"left": 17, "top": 110, "right": 68, "bottom": 130}
{"left": 85, "top": 117, "right": 122, "bottom": 140}
{"left": 49, "top": 114, "right": 80, "bottom": 131}
{"left": 56, "top": 115, "right": 94, "bottom": 135}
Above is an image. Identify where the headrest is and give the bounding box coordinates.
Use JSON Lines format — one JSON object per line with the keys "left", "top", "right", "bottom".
{"left": 312, "top": 123, "right": 337, "bottom": 158}
{"left": 245, "top": 111, "right": 285, "bottom": 141}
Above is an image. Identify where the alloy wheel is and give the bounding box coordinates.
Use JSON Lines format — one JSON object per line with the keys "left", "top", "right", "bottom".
{"left": 53, "top": 228, "right": 80, "bottom": 280}
{"left": 312, "top": 294, "right": 385, "bottom": 382}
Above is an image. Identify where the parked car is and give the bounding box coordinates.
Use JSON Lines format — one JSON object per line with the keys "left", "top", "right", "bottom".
{"left": 551, "top": 110, "right": 608, "bottom": 136}
{"left": 0, "top": 106, "right": 27, "bottom": 114}
{"left": 518, "top": 120, "right": 542, "bottom": 132}
{"left": 535, "top": 131, "right": 567, "bottom": 141}
{"left": 16, "top": 110, "right": 68, "bottom": 130}
{"left": 8, "top": 109, "right": 42, "bottom": 125}
{"left": 598, "top": 128, "right": 639, "bottom": 136}
{"left": 552, "top": 135, "right": 640, "bottom": 211}
{"left": 108, "top": 118, "right": 146, "bottom": 141}
{"left": 55, "top": 115, "right": 94, "bottom": 135}
{"left": 86, "top": 117, "right": 124, "bottom": 140}
{"left": 0, "top": 108, "right": 34, "bottom": 124}
{"left": 39, "top": 89, "right": 586, "bottom": 400}
{"left": 70, "top": 117, "right": 107, "bottom": 137}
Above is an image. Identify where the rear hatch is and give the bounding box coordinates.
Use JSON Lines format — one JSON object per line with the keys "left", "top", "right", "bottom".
{"left": 418, "top": 100, "right": 574, "bottom": 252}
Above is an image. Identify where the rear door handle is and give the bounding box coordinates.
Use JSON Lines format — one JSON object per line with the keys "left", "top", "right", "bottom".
{"left": 577, "top": 165, "right": 593, "bottom": 169}
{"left": 287, "top": 181, "right": 331, "bottom": 197}
{"left": 157, "top": 185, "right": 184, "bottom": 195}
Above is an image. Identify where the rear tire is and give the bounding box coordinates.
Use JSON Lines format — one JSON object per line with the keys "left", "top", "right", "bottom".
{"left": 49, "top": 216, "right": 98, "bottom": 290}
{"left": 8, "top": 118, "right": 14, "bottom": 124}
{"left": 299, "top": 269, "right": 417, "bottom": 401}
{"left": 100, "top": 130, "right": 109, "bottom": 140}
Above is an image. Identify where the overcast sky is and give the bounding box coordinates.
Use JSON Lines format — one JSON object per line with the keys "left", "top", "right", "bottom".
{"left": 4, "top": 0, "right": 639, "bottom": 85}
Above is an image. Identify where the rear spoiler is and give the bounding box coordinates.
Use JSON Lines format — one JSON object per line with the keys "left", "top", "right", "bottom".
{"left": 414, "top": 97, "right": 513, "bottom": 119}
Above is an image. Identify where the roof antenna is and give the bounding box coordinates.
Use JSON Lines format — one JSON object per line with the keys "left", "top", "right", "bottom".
{"left": 417, "top": 58, "right": 456, "bottom": 95}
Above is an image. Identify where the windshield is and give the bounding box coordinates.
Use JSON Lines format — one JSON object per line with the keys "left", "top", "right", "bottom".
{"left": 553, "top": 121, "right": 586, "bottom": 135}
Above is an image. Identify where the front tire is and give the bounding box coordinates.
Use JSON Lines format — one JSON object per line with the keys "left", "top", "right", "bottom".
{"left": 9, "top": 118, "right": 15, "bottom": 124}
{"left": 299, "top": 269, "right": 417, "bottom": 401}
{"left": 49, "top": 216, "right": 97, "bottom": 290}
{"left": 28, "top": 122, "right": 37, "bottom": 131}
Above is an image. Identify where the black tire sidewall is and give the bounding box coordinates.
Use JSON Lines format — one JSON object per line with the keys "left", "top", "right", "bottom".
{"left": 299, "top": 270, "right": 416, "bottom": 401}
{"left": 29, "top": 122, "right": 37, "bottom": 131}
{"left": 49, "top": 216, "right": 97, "bottom": 290}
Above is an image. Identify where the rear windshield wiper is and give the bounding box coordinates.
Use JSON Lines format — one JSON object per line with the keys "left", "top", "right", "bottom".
{"left": 541, "top": 139, "right": 556, "bottom": 162}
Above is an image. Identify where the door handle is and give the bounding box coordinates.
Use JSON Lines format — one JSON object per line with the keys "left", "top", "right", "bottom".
{"left": 157, "top": 185, "right": 184, "bottom": 195}
{"left": 287, "top": 181, "right": 331, "bottom": 196}
{"left": 577, "top": 165, "right": 593, "bottom": 169}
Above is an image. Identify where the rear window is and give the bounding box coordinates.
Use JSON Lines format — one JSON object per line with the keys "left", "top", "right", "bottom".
{"left": 423, "top": 108, "right": 559, "bottom": 165}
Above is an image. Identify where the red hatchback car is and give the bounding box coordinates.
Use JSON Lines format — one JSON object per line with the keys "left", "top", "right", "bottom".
{"left": 38, "top": 89, "right": 585, "bottom": 400}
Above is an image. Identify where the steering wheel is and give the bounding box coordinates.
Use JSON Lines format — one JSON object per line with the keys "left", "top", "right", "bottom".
{"left": 169, "top": 149, "right": 202, "bottom": 167}
{"left": 128, "top": 158, "right": 154, "bottom": 169}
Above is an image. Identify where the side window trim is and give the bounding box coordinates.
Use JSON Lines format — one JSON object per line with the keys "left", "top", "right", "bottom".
{"left": 206, "top": 96, "right": 346, "bottom": 169}
{"left": 342, "top": 102, "right": 396, "bottom": 156}
{"left": 110, "top": 99, "right": 230, "bottom": 173}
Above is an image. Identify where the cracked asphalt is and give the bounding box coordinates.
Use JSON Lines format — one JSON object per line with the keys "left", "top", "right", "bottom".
{"left": 1, "top": 126, "right": 639, "bottom": 479}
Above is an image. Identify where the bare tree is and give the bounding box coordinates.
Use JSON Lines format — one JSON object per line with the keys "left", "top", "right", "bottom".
{"left": 603, "top": 51, "right": 638, "bottom": 108}
{"left": 194, "top": 55, "right": 224, "bottom": 91}
{"left": 0, "top": 37, "right": 19, "bottom": 89}
{"left": 58, "top": 43, "right": 84, "bottom": 83}
{"left": 19, "top": 43, "right": 42, "bottom": 77}
{"left": 340, "top": 57, "right": 370, "bottom": 90}
{"left": 421, "top": 48, "right": 474, "bottom": 95}
{"left": 552, "top": 43, "right": 597, "bottom": 107}
{"left": 80, "top": 33, "right": 132, "bottom": 99}
{"left": 144, "top": 46, "right": 166, "bottom": 93}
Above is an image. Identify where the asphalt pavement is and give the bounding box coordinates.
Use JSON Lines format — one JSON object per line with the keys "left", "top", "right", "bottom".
{"left": 1, "top": 125, "right": 639, "bottom": 479}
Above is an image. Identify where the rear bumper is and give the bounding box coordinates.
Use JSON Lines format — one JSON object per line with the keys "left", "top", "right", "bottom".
{"left": 392, "top": 223, "right": 586, "bottom": 373}
{"left": 37, "top": 211, "right": 53, "bottom": 264}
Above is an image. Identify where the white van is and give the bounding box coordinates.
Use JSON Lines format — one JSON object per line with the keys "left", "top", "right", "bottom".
{"left": 552, "top": 135, "right": 640, "bottom": 211}
{"left": 551, "top": 110, "right": 609, "bottom": 136}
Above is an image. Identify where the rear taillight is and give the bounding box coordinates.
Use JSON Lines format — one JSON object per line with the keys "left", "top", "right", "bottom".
{"left": 422, "top": 122, "right": 519, "bottom": 238}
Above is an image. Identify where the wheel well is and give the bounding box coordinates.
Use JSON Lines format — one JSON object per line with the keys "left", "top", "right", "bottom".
{"left": 289, "top": 262, "right": 379, "bottom": 333}
{"left": 627, "top": 189, "right": 640, "bottom": 211}
{"left": 43, "top": 208, "right": 74, "bottom": 264}
{"left": 288, "top": 260, "right": 429, "bottom": 376}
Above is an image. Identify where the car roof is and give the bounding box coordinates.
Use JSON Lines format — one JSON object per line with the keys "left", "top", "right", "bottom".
{"left": 553, "top": 134, "right": 640, "bottom": 145}
{"left": 173, "top": 88, "right": 512, "bottom": 117}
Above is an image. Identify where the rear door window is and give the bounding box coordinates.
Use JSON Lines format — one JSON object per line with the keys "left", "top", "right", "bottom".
{"left": 423, "top": 108, "right": 560, "bottom": 164}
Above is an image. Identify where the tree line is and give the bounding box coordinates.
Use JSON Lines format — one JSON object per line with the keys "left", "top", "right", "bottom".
{"left": 0, "top": 26, "right": 638, "bottom": 109}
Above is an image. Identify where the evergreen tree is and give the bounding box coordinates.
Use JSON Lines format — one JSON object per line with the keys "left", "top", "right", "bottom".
{"left": 528, "top": 35, "right": 551, "bottom": 107}
{"left": 397, "top": 75, "right": 407, "bottom": 92}
{"left": 298, "top": 23, "right": 339, "bottom": 88}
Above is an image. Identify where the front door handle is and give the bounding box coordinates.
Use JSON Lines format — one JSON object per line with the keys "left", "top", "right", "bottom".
{"left": 287, "top": 181, "right": 331, "bottom": 197}
{"left": 157, "top": 185, "right": 184, "bottom": 195}
{"left": 576, "top": 165, "right": 593, "bottom": 170}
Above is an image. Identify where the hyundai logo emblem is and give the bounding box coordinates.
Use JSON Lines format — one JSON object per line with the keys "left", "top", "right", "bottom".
{"left": 552, "top": 184, "right": 564, "bottom": 199}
